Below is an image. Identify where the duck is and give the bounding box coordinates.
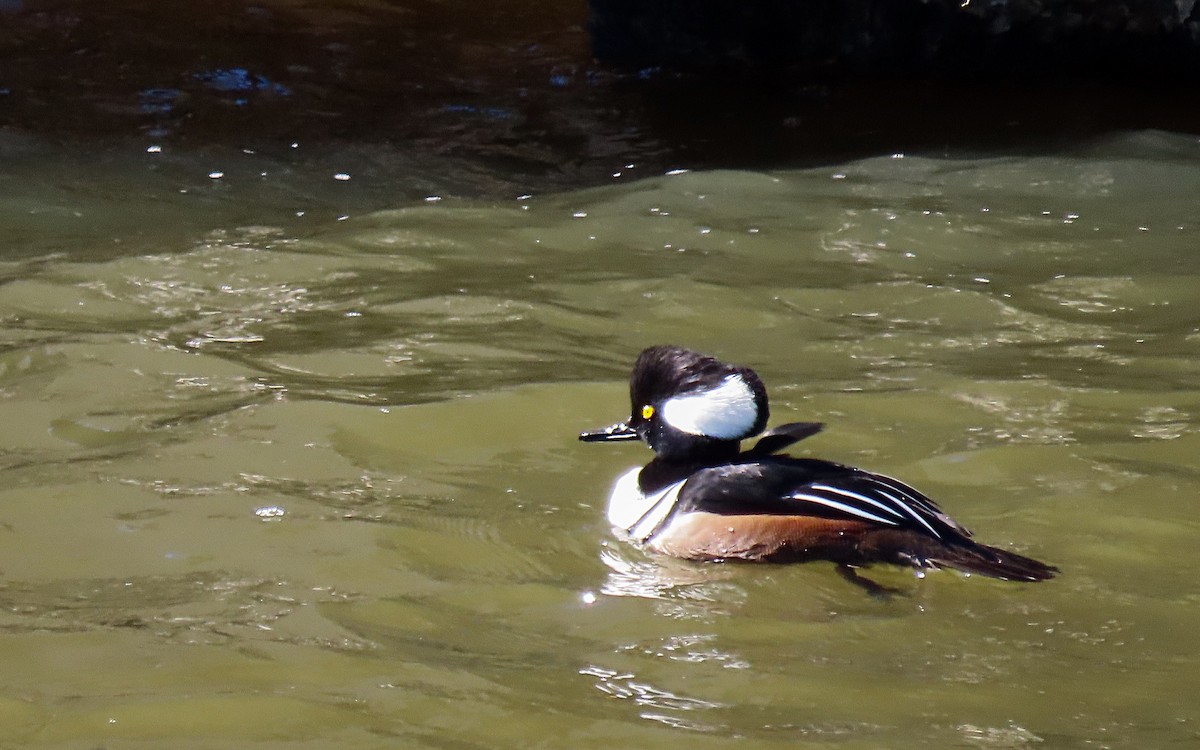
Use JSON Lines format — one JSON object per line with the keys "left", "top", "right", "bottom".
{"left": 579, "top": 344, "right": 1057, "bottom": 586}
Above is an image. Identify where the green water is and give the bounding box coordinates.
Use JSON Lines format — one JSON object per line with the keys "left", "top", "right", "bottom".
{"left": 1, "top": 130, "right": 1198, "bottom": 748}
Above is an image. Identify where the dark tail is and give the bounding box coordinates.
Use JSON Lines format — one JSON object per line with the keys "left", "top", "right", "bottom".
{"left": 930, "top": 542, "right": 1058, "bottom": 582}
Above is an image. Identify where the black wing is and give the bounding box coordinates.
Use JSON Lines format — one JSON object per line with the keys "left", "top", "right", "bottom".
{"left": 674, "top": 458, "right": 971, "bottom": 541}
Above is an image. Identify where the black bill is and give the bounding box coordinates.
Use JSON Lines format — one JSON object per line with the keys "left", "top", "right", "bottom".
{"left": 579, "top": 421, "right": 639, "bottom": 442}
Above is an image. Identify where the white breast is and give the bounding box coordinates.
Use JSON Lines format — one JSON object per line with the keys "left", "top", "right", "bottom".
{"left": 606, "top": 467, "right": 685, "bottom": 542}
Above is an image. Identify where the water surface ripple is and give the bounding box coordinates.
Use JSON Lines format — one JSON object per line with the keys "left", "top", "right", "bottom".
{"left": 0, "top": 131, "right": 1197, "bottom": 748}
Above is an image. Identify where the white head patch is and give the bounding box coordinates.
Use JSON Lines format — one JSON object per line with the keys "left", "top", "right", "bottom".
{"left": 660, "top": 374, "right": 759, "bottom": 439}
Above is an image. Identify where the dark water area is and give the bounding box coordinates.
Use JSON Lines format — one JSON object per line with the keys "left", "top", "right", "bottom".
{"left": 3, "top": 0, "right": 1200, "bottom": 196}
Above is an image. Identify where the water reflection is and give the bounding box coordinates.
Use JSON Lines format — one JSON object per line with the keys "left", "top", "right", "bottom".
{"left": 580, "top": 663, "right": 726, "bottom": 731}
{"left": 957, "top": 722, "right": 1044, "bottom": 747}
{"left": 598, "top": 546, "right": 745, "bottom": 612}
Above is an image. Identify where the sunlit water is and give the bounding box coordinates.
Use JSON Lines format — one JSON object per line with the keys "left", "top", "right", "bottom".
{"left": 1, "top": 130, "right": 1198, "bottom": 748}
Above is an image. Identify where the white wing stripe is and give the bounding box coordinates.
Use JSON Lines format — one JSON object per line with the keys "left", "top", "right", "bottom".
{"left": 809, "top": 483, "right": 907, "bottom": 521}
{"left": 807, "top": 480, "right": 944, "bottom": 539}
{"left": 871, "top": 475, "right": 943, "bottom": 514}
{"left": 790, "top": 492, "right": 899, "bottom": 526}
{"left": 867, "top": 485, "right": 942, "bottom": 538}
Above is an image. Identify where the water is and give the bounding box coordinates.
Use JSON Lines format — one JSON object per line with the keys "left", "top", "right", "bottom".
{"left": 4, "top": 7, "right": 1200, "bottom": 747}
{"left": 0, "top": 123, "right": 1198, "bottom": 747}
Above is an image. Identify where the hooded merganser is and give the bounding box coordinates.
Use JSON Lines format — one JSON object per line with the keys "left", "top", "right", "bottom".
{"left": 580, "top": 345, "right": 1057, "bottom": 584}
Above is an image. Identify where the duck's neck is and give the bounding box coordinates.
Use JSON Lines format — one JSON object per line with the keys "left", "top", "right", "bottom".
{"left": 637, "top": 442, "right": 740, "bottom": 494}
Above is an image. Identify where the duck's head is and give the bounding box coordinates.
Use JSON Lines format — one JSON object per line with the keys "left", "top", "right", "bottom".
{"left": 580, "top": 344, "right": 769, "bottom": 461}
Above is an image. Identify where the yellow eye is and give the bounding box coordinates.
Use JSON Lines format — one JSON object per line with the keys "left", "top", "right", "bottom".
{"left": 641, "top": 404, "right": 655, "bottom": 420}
